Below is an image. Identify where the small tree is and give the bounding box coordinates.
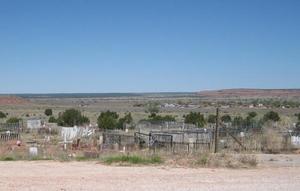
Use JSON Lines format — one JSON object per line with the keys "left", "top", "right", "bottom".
{"left": 97, "top": 110, "right": 119, "bottom": 129}
{"left": 295, "top": 113, "right": 300, "bottom": 121}
{"left": 117, "top": 112, "right": 133, "bottom": 129}
{"left": 0, "top": 111, "right": 6, "bottom": 118}
{"left": 48, "top": 116, "right": 57, "bottom": 123}
{"left": 296, "top": 122, "right": 300, "bottom": 131}
{"left": 145, "top": 102, "right": 160, "bottom": 115}
{"left": 58, "top": 109, "right": 90, "bottom": 126}
{"left": 232, "top": 116, "right": 244, "bottom": 127}
{"left": 248, "top": 112, "right": 257, "bottom": 119}
{"left": 245, "top": 112, "right": 258, "bottom": 128}
{"left": 221, "top": 114, "right": 232, "bottom": 123}
{"left": 6, "top": 117, "right": 21, "bottom": 124}
{"left": 44, "top": 108, "right": 53, "bottom": 116}
{"left": 184, "top": 112, "right": 206, "bottom": 127}
{"left": 207, "top": 114, "right": 216, "bottom": 124}
{"left": 263, "top": 111, "right": 280, "bottom": 122}
{"left": 147, "top": 114, "right": 176, "bottom": 123}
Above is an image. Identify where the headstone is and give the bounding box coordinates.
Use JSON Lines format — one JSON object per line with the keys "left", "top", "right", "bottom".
{"left": 29, "top": 147, "right": 38, "bottom": 156}
{"left": 113, "top": 143, "right": 119, "bottom": 151}
{"left": 240, "top": 132, "right": 245, "bottom": 138}
{"left": 99, "top": 135, "right": 103, "bottom": 145}
{"left": 189, "top": 138, "right": 196, "bottom": 150}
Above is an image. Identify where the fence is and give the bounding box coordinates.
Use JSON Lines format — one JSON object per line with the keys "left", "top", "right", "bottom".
{"left": 0, "top": 123, "right": 21, "bottom": 141}
{"left": 102, "top": 131, "right": 135, "bottom": 150}
{"left": 150, "top": 141, "right": 211, "bottom": 153}
{"left": 101, "top": 126, "right": 299, "bottom": 153}
{"left": 0, "top": 132, "right": 20, "bottom": 141}
{"left": 0, "top": 122, "right": 22, "bottom": 132}
{"left": 102, "top": 129, "right": 212, "bottom": 153}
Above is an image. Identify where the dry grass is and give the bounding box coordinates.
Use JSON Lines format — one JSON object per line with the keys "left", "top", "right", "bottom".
{"left": 261, "top": 128, "right": 285, "bottom": 153}
{"left": 202, "top": 153, "right": 258, "bottom": 168}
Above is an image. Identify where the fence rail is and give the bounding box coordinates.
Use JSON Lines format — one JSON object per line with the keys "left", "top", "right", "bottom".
{"left": 0, "top": 122, "right": 22, "bottom": 132}
{"left": 0, "top": 132, "right": 20, "bottom": 141}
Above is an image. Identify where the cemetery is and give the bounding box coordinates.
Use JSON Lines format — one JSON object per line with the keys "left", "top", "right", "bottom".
{"left": 1, "top": 116, "right": 300, "bottom": 162}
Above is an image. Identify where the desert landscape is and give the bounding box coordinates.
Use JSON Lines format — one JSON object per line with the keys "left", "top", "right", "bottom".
{"left": 1, "top": 90, "right": 300, "bottom": 190}
{"left": 1, "top": 0, "right": 300, "bottom": 190}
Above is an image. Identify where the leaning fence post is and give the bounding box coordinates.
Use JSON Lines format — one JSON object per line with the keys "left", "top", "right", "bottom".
{"left": 214, "top": 108, "right": 219, "bottom": 153}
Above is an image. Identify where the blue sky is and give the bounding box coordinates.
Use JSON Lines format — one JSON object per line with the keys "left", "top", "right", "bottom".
{"left": 0, "top": 0, "right": 299, "bottom": 93}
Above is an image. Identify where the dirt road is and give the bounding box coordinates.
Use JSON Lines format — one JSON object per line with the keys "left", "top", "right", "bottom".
{"left": 0, "top": 161, "right": 299, "bottom": 191}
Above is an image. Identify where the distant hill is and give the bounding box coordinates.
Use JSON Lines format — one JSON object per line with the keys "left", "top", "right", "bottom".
{"left": 197, "top": 89, "right": 300, "bottom": 99}
{"left": 0, "top": 96, "right": 29, "bottom": 105}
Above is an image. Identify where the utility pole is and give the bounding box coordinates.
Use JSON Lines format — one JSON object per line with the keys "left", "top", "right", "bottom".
{"left": 214, "top": 107, "right": 219, "bottom": 153}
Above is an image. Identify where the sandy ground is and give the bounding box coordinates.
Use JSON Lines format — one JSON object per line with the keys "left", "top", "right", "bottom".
{"left": 0, "top": 161, "right": 300, "bottom": 191}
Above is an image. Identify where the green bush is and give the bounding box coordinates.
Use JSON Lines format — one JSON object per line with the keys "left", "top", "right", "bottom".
{"left": 48, "top": 116, "right": 57, "bottom": 123}
{"left": 0, "top": 111, "right": 6, "bottom": 118}
{"left": 6, "top": 117, "right": 21, "bottom": 124}
{"left": 97, "top": 110, "right": 119, "bottom": 129}
{"left": 207, "top": 114, "right": 216, "bottom": 124}
{"left": 263, "top": 111, "right": 280, "bottom": 122}
{"left": 103, "top": 155, "right": 162, "bottom": 165}
{"left": 44, "top": 108, "right": 53, "bottom": 116}
{"left": 221, "top": 115, "right": 232, "bottom": 123}
{"left": 143, "top": 113, "right": 176, "bottom": 123}
{"left": 0, "top": 156, "right": 15, "bottom": 161}
{"left": 184, "top": 112, "right": 206, "bottom": 127}
{"left": 57, "top": 109, "right": 90, "bottom": 126}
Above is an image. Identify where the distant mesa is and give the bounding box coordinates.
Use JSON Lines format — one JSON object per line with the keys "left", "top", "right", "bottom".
{"left": 0, "top": 96, "right": 29, "bottom": 105}
{"left": 197, "top": 89, "right": 300, "bottom": 99}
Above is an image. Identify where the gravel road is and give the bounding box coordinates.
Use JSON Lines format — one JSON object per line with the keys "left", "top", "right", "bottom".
{"left": 0, "top": 161, "right": 300, "bottom": 191}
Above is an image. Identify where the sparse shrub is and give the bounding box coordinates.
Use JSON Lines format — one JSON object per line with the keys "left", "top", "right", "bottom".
{"left": 194, "top": 153, "right": 258, "bottom": 168}
{"left": 75, "top": 156, "right": 90, "bottom": 161}
{"left": 238, "top": 155, "right": 258, "bottom": 167}
{"left": 145, "top": 102, "right": 160, "bottom": 114}
{"left": 44, "top": 108, "right": 53, "bottom": 116}
{"left": 97, "top": 111, "right": 135, "bottom": 129}
{"left": 144, "top": 113, "right": 176, "bottom": 123}
{"left": 97, "top": 110, "right": 119, "bottom": 129}
{"left": 57, "top": 109, "right": 90, "bottom": 126}
{"left": 261, "top": 128, "right": 284, "bottom": 153}
{"left": 0, "top": 111, "right": 6, "bottom": 118}
{"left": 184, "top": 112, "right": 206, "bottom": 127}
{"left": 263, "top": 111, "right": 280, "bottom": 123}
{"left": 6, "top": 117, "right": 21, "bottom": 124}
{"left": 117, "top": 112, "right": 133, "bottom": 129}
{"left": 196, "top": 153, "right": 209, "bottom": 166}
{"left": 221, "top": 114, "right": 232, "bottom": 123}
{"left": 295, "top": 113, "right": 300, "bottom": 121}
{"left": 48, "top": 116, "right": 57, "bottom": 123}
{"left": 232, "top": 116, "right": 244, "bottom": 127}
{"left": 103, "top": 155, "right": 162, "bottom": 165}
{"left": 0, "top": 156, "right": 15, "bottom": 161}
{"left": 248, "top": 112, "right": 257, "bottom": 118}
{"left": 207, "top": 114, "right": 216, "bottom": 124}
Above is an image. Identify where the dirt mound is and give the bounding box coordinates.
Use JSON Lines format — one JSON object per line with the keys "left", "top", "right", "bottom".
{"left": 0, "top": 96, "right": 29, "bottom": 105}
{"left": 197, "top": 89, "right": 300, "bottom": 99}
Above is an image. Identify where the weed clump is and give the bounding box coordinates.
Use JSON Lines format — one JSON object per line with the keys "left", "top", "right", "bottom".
{"left": 103, "top": 155, "right": 163, "bottom": 165}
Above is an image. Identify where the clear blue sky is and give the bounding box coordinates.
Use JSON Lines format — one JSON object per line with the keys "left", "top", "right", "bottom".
{"left": 0, "top": 0, "right": 299, "bottom": 93}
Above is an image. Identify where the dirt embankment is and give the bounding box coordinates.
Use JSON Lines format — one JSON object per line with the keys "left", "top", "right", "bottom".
{"left": 0, "top": 96, "right": 29, "bottom": 105}
{"left": 198, "top": 89, "right": 300, "bottom": 99}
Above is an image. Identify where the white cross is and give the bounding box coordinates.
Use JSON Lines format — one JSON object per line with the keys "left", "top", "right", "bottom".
{"left": 59, "top": 133, "right": 73, "bottom": 150}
